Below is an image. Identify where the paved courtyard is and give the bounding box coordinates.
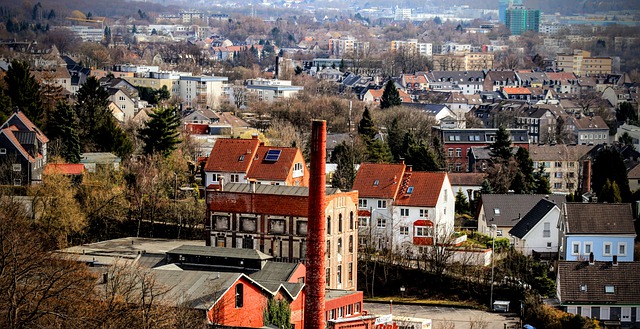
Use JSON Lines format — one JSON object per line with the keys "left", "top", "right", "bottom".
{"left": 364, "top": 302, "right": 521, "bottom": 329}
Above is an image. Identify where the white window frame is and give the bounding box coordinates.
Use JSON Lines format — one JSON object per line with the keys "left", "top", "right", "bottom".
{"left": 12, "top": 163, "right": 21, "bottom": 171}
{"left": 420, "top": 209, "right": 428, "bottom": 218}
{"left": 603, "top": 242, "right": 612, "bottom": 256}
{"left": 584, "top": 242, "right": 592, "bottom": 255}
{"left": 543, "top": 222, "right": 551, "bottom": 238}
{"left": 622, "top": 307, "right": 631, "bottom": 322}
{"left": 0, "top": 148, "right": 6, "bottom": 154}
{"left": 618, "top": 242, "right": 627, "bottom": 256}
{"left": 377, "top": 200, "right": 387, "bottom": 209}
{"left": 581, "top": 306, "right": 591, "bottom": 318}
{"left": 400, "top": 208, "right": 409, "bottom": 217}
{"left": 376, "top": 217, "right": 386, "bottom": 228}
{"left": 358, "top": 217, "right": 369, "bottom": 227}
{"left": 571, "top": 242, "right": 580, "bottom": 256}
{"left": 399, "top": 226, "right": 409, "bottom": 236}
{"left": 358, "top": 199, "right": 368, "bottom": 208}
{"left": 566, "top": 306, "right": 577, "bottom": 315}
{"left": 600, "top": 307, "right": 610, "bottom": 320}
{"left": 414, "top": 226, "right": 433, "bottom": 237}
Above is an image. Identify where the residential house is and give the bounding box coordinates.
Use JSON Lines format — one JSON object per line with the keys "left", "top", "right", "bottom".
{"left": 566, "top": 114, "right": 609, "bottom": 145}
{"left": 443, "top": 92, "right": 476, "bottom": 117}
{"left": 0, "top": 111, "right": 48, "bottom": 185}
{"left": 182, "top": 108, "right": 220, "bottom": 124}
{"left": 516, "top": 71, "right": 549, "bottom": 88}
{"left": 476, "top": 194, "right": 565, "bottom": 237}
{"left": 468, "top": 146, "right": 517, "bottom": 173}
{"left": 362, "top": 88, "right": 412, "bottom": 104}
{"left": 483, "top": 71, "right": 519, "bottom": 92}
{"left": 433, "top": 126, "right": 529, "bottom": 173}
{"left": 557, "top": 260, "right": 640, "bottom": 325}
{"left": 352, "top": 163, "right": 455, "bottom": 255}
{"left": 508, "top": 198, "right": 562, "bottom": 257}
{"left": 205, "top": 183, "right": 358, "bottom": 291}
{"left": 515, "top": 106, "right": 555, "bottom": 144}
{"left": 203, "top": 136, "right": 308, "bottom": 188}
{"left": 529, "top": 144, "right": 593, "bottom": 194}
{"left": 400, "top": 73, "right": 429, "bottom": 93}
{"left": 628, "top": 163, "right": 640, "bottom": 192}
{"left": 545, "top": 72, "right": 579, "bottom": 94}
{"left": 402, "top": 104, "right": 456, "bottom": 123}
{"left": 559, "top": 203, "right": 636, "bottom": 262}
{"left": 43, "top": 163, "right": 85, "bottom": 184}
{"left": 501, "top": 87, "right": 532, "bottom": 102}
{"left": 426, "top": 71, "right": 484, "bottom": 95}
{"left": 107, "top": 88, "right": 136, "bottom": 122}
{"left": 31, "top": 66, "right": 72, "bottom": 94}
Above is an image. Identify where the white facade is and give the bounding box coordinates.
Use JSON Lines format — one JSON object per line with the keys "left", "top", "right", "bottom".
{"left": 178, "top": 76, "right": 228, "bottom": 109}
{"left": 245, "top": 79, "right": 303, "bottom": 102}
{"left": 511, "top": 205, "right": 561, "bottom": 256}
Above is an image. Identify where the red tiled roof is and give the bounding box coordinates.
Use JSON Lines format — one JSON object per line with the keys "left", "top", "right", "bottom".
{"left": 503, "top": 87, "right": 531, "bottom": 95}
{"left": 395, "top": 172, "right": 447, "bottom": 207}
{"left": 366, "top": 89, "right": 412, "bottom": 103}
{"left": 246, "top": 146, "right": 300, "bottom": 181}
{"left": 184, "top": 123, "right": 209, "bottom": 135}
{"left": 44, "top": 163, "right": 85, "bottom": 175}
{"left": 203, "top": 137, "right": 260, "bottom": 173}
{"left": 352, "top": 163, "right": 405, "bottom": 199}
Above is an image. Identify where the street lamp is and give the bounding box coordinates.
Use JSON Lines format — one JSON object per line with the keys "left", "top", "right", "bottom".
{"left": 400, "top": 286, "right": 406, "bottom": 299}
{"left": 490, "top": 224, "right": 497, "bottom": 311}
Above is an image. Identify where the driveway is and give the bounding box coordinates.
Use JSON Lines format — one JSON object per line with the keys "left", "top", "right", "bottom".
{"left": 364, "top": 302, "right": 521, "bottom": 329}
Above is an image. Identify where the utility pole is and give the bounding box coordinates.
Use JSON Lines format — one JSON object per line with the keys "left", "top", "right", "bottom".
{"left": 490, "top": 224, "right": 497, "bottom": 311}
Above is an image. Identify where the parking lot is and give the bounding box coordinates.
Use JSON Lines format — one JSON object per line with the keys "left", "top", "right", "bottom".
{"left": 364, "top": 302, "right": 521, "bottom": 329}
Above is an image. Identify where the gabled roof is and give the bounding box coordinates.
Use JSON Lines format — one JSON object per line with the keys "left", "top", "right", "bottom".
{"left": 569, "top": 115, "right": 609, "bottom": 130}
{"left": 246, "top": 146, "right": 300, "bottom": 182}
{"left": 365, "top": 88, "right": 412, "bottom": 103}
{"left": 353, "top": 163, "right": 405, "bottom": 199}
{"left": 1, "top": 111, "right": 49, "bottom": 143}
{"left": 558, "top": 261, "right": 640, "bottom": 305}
{"left": 0, "top": 128, "right": 34, "bottom": 162}
{"left": 509, "top": 199, "right": 559, "bottom": 239}
{"left": 503, "top": 87, "right": 531, "bottom": 95}
{"left": 43, "top": 163, "right": 85, "bottom": 175}
{"left": 204, "top": 137, "right": 261, "bottom": 173}
{"left": 628, "top": 162, "right": 640, "bottom": 179}
{"left": 395, "top": 172, "right": 447, "bottom": 207}
{"left": 480, "top": 194, "right": 566, "bottom": 227}
{"left": 448, "top": 172, "right": 486, "bottom": 186}
{"left": 529, "top": 144, "right": 594, "bottom": 162}
{"left": 563, "top": 203, "right": 635, "bottom": 235}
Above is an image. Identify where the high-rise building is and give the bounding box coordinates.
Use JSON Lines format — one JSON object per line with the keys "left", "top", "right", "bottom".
{"left": 505, "top": 5, "right": 540, "bottom": 35}
{"left": 498, "top": 0, "right": 522, "bottom": 23}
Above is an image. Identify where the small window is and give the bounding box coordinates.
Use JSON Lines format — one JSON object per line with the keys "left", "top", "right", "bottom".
{"left": 238, "top": 155, "right": 245, "bottom": 161}
{"left": 406, "top": 186, "right": 414, "bottom": 194}
{"left": 373, "top": 180, "right": 379, "bottom": 186}
{"left": 235, "top": 284, "right": 244, "bottom": 308}
{"left": 546, "top": 242, "right": 552, "bottom": 249}
{"left": 618, "top": 243, "right": 626, "bottom": 256}
{"left": 603, "top": 242, "right": 612, "bottom": 256}
{"left": 377, "top": 200, "right": 387, "bottom": 209}
{"left": 580, "top": 284, "right": 588, "bottom": 292}
{"left": 358, "top": 199, "right": 368, "bottom": 208}
{"left": 0, "top": 148, "right": 6, "bottom": 154}
{"left": 572, "top": 242, "right": 580, "bottom": 255}
{"left": 399, "top": 226, "right": 409, "bottom": 235}
{"left": 12, "top": 164, "right": 21, "bottom": 171}
{"left": 400, "top": 208, "right": 409, "bottom": 216}
{"left": 605, "top": 285, "right": 615, "bottom": 293}
{"left": 494, "top": 208, "right": 501, "bottom": 215}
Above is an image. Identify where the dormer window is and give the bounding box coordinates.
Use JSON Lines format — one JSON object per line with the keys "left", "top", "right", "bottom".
{"left": 238, "top": 155, "right": 244, "bottom": 161}
{"left": 493, "top": 208, "right": 501, "bottom": 215}
{"left": 580, "top": 285, "right": 588, "bottom": 292}
{"left": 373, "top": 180, "right": 379, "bottom": 186}
{"left": 605, "top": 285, "right": 615, "bottom": 293}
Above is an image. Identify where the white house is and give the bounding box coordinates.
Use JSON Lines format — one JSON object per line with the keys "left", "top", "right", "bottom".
{"left": 178, "top": 75, "right": 228, "bottom": 110}
{"left": 508, "top": 199, "right": 561, "bottom": 257}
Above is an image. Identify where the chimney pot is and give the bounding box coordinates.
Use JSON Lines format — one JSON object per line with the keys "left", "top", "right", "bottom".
{"left": 613, "top": 255, "right": 618, "bottom": 266}
{"left": 589, "top": 252, "right": 595, "bottom": 265}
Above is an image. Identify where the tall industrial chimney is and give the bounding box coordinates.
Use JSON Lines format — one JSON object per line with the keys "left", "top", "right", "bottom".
{"left": 304, "top": 120, "right": 326, "bottom": 329}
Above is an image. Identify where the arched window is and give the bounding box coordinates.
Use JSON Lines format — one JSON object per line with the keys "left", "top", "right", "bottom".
{"left": 349, "top": 211, "right": 354, "bottom": 230}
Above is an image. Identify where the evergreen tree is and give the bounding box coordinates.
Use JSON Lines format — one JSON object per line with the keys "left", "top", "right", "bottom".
{"left": 380, "top": 80, "right": 402, "bottom": 109}
{"left": 599, "top": 179, "right": 622, "bottom": 203}
{"left": 0, "top": 89, "right": 12, "bottom": 123}
{"left": 533, "top": 166, "right": 551, "bottom": 194}
{"left": 47, "top": 103, "right": 81, "bottom": 163}
{"left": 432, "top": 136, "right": 446, "bottom": 168}
{"left": 138, "top": 107, "right": 181, "bottom": 157}
{"left": 511, "top": 147, "right": 535, "bottom": 193}
{"left": 480, "top": 179, "right": 493, "bottom": 194}
{"left": 4, "top": 60, "right": 43, "bottom": 126}
{"left": 405, "top": 140, "right": 440, "bottom": 171}
{"left": 263, "top": 298, "right": 292, "bottom": 329}
{"left": 357, "top": 106, "right": 377, "bottom": 141}
{"left": 47, "top": 9, "right": 55, "bottom": 20}
{"left": 75, "top": 76, "right": 111, "bottom": 152}
{"left": 489, "top": 126, "right": 512, "bottom": 161}
{"left": 387, "top": 117, "right": 404, "bottom": 161}
{"left": 592, "top": 148, "right": 630, "bottom": 202}
{"left": 365, "top": 139, "right": 393, "bottom": 163}
{"left": 455, "top": 189, "right": 470, "bottom": 215}
{"left": 330, "top": 141, "right": 356, "bottom": 190}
